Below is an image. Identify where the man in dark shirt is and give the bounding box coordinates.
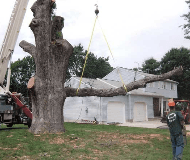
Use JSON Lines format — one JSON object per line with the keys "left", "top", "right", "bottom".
{"left": 166, "top": 100, "right": 184, "bottom": 160}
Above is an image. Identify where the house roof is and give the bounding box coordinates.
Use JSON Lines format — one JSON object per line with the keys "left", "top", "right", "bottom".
{"left": 65, "top": 77, "right": 121, "bottom": 89}
{"left": 102, "top": 67, "right": 178, "bottom": 84}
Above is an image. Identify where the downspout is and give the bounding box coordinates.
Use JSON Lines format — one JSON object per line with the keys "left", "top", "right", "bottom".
{"left": 128, "top": 93, "right": 132, "bottom": 121}
{"left": 161, "top": 97, "right": 164, "bottom": 117}
{"left": 100, "top": 97, "right": 102, "bottom": 124}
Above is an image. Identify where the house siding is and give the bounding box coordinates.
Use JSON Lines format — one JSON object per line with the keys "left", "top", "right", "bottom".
{"left": 64, "top": 96, "right": 100, "bottom": 122}
{"left": 64, "top": 95, "right": 130, "bottom": 124}
{"left": 64, "top": 94, "right": 154, "bottom": 123}
{"left": 145, "top": 81, "right": 178, "bottom": 98}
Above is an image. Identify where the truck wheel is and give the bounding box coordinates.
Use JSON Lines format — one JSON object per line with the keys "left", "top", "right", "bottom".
{"left": 7, "top": 124, "right": 13, "bottom": 127}
{"left": 28, "top": 123, "right": 31, "bottom": 128}
{"left": 185, "top": 114, "right": 190, "bottom": 124}
{"left": 28, "top": 119, "right": 32, "bottom": 128}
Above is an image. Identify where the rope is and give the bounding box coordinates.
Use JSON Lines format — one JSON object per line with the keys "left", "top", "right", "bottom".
{"left": 75, "top": 108, "right": 82, "bottom": 123}
{"left": 97, "top": 19, "right": 127, "bottom": 92}
{"left": 76, "top": 16, "right": 98, "bottom": 95}
{"left": 77, "top": 5, "right": 127, "bottom": 94}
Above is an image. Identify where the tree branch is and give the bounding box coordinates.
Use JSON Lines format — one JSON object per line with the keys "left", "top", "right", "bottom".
{"left": 19, "top": 40, "right": 36, "bottom": 58}
{"left": 65, "top": 66, "right": 183, "bottom": 97}
{"left": 52, "top": 39, "right": 73, "bottom": 57}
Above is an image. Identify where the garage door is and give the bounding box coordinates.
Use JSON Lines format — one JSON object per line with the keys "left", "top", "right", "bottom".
{"left": 107, "top": 101, "right": 125, "bottom": 123}
{"left": 134, "top": 102, "right": 147, "bottom": 122}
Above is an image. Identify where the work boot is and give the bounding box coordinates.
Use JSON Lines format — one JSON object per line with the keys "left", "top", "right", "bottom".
{"left": 176, "top": 153, "right": 183, "bottom": 160}
{"left": 172, "top": 156, "right": 176, "bottom": 160}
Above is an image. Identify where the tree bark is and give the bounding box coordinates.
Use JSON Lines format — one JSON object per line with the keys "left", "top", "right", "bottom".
{"left": 20, "top": 0, "right": 183, "bottom": 134}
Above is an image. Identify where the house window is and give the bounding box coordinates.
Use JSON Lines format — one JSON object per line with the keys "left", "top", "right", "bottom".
{"left": 147, "top": 83, "right": 153, "bottom": 87}
{"left": 171, "top": 83, "right": 175, "bottom": 90}
{"left": 158, "top": 81, "right": 160, "bottom": 89}
{"left": 164, "top": 82, "right": 166, "bottom": 89}
{"left": 161, "top": 82, "right": 164, "bottom": 89}
{"left": 161, "top": 82, "right": 166, "bottom": 89}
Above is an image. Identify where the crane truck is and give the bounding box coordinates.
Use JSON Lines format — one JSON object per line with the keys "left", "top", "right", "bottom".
{"left": 0, "top": 0, "right": 32, "bottom": 128}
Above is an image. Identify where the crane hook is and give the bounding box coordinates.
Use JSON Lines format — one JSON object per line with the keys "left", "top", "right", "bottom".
{"left": 95, "top": 4, "right": 99, "bottom": 16}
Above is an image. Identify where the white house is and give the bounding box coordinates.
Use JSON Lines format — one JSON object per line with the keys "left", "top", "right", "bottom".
{"left": 64, "top": 67, "right": 178, "bottom": 124}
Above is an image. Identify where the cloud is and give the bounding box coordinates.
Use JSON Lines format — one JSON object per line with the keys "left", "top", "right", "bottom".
{"left": 0, "top": 0, "right": 189, "bottom": 69}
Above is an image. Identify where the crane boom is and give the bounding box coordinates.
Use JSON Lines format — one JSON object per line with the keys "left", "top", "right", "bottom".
{"left": 0, "top": 0, "right": 29, "bottom": 85}
{"left": 0, "top": 0, "right": 33, "bottom": 127}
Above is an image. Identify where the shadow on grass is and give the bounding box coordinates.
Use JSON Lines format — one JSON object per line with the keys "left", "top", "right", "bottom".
{"left": 0, "top": 127, "right": 28, "bottom": 131}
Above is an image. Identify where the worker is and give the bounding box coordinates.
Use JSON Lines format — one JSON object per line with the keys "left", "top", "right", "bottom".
{"left": 166, "top": 100, "right": 184, "bottom": 160}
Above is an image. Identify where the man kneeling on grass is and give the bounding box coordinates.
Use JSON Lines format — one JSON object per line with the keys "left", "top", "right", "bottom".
{"left": 167, "top": 99, "right": 184, "bottom": 160}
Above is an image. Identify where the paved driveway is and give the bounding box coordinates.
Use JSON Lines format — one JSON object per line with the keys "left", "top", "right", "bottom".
{"left": 118, "top": 120, "right": 190, "bottom": 131}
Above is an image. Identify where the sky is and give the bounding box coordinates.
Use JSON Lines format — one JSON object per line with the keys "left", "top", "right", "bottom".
{"left": 0, "top": 0, "right": 190, "bottom": 69}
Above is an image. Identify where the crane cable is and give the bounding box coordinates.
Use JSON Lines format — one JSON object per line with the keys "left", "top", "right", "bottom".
{"left": 76, "top": 15, "right": 98, "bottom": 95}
{"left": 97, "top": 19, "right": 127, "bottom": 92}
{"left": 76, "top": 4, "right": 127, "bottom": 95}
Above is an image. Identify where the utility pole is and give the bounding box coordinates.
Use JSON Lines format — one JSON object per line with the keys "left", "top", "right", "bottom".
{"left": 134, "top": 62, "right": 139, "bottom": 81}
{"left": 134, "top": 62, "right": 139, "bottom": 70}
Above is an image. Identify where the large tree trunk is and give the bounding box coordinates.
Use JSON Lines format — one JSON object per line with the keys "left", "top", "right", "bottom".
{"left": 19, "top": 0, "right": 183, "bottom": 134}
{"left": 20, "top": 0, "right": 73, "bottom": 134}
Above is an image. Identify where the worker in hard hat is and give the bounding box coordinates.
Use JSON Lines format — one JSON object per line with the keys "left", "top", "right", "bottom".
{"left": 166, "top": 99, "right": 184, "bottom": 160}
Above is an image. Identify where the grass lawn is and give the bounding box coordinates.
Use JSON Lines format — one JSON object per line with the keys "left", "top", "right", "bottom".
{"left": 0, "top": 123, "right": 189, "bottom": 160}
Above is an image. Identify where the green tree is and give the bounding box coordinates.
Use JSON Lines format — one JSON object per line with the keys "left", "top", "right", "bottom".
{"left": 67, "top": 44, "right": 113, "bottom": 79}
{"left": 132, "top": 68, "right": 138, "bottom": 71}
{"left": 160, "top": 47, "right": 190, "bottom": 99}
{"left": 67, "top": 44, "right": 85, "bottom": 79}
{"left": 82, "top": 52, "right": 113, "bottom": 79}
{"left": 142, "top": 58, "right": 160, "bottom": 75}
{"left": 181, "top": 0, "right": 190, "bottom": 39}
{"left": 9, "top": 56, "right": 36, "bottom": 96}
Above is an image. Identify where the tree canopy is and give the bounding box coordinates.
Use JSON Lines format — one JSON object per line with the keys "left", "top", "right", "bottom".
{"left": 142, "top": 57, "right": 160, "bottom": 75}
{"left": 67, "top": 44, "right": 113, "bottom": 79}
{"left": 140, "top": 48, "right": 190, "bottom": 99}
{"left": 181, "top": 0, "right": 190, "bottom": 39}
{"left": 160, "top": 47, "right": 190, "bottom": 99}
{"left": 7, "top": 56, "right": 35, "bottom": 96}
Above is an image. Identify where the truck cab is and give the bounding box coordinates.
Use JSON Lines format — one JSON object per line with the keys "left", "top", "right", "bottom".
{"left": 0, "top": 93, "right": 32, "bottom": 128}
